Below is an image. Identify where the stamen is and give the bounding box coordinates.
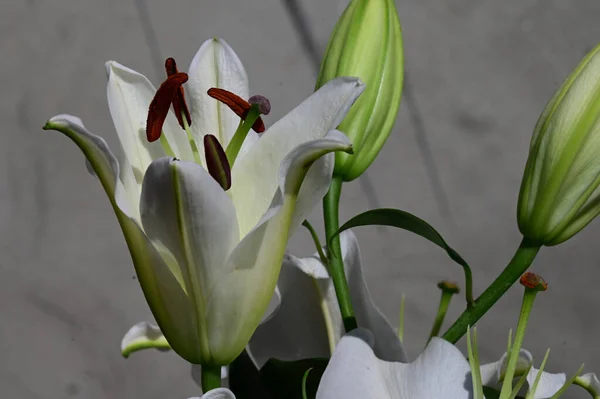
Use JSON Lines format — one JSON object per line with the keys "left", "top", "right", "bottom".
{"left": 519, "top": 272, "right": 548, "bottom": 291}
{"left": 204, "top": 135, "right": 231, "bottom": 190}
{"left": 207, "top": 88, "right": 266, "bottom": 133}
{"left": 165, "top": 58, "right": 192, "bottom": 129}
{"left": 248, "top": 95, "right": 271, "bottom": 115}
{"left": 146, "top": 72, "right": 188, "bottom": 142}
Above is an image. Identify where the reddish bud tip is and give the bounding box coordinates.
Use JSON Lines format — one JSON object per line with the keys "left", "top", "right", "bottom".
{"left": 203, "top": 135, "right": 231, "bottom": 190}
{"left": 207, "top": 88, "right": 266, "bottom": 133}
{"left": 146, "top": 72, "right": 189, "bottom": 142}
{"left": 248, "top": 95, "right": 271, "bottom": 115}
{"left": 520, "top": 272, "right": 548, "bottom": 291}
{"left": 164, "top": 58, "right": 192, "bottom": 129}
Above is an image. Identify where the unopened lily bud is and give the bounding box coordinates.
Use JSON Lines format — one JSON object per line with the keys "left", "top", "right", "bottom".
{"left": 316, "top": 0, "right": 404, "bottom": 181}
{"left": 518, "top": 44, "right": 600, "bottom": 246}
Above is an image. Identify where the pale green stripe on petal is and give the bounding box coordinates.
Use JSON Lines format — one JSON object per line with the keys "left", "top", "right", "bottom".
{"left": 208, "top": 133, "right": 353, "bottom": 364}
{"left": 44, "top": 115, "right": 202, "bottom": 364}
{"left": 187, "top": 38, "right": 255, "bottom": 158}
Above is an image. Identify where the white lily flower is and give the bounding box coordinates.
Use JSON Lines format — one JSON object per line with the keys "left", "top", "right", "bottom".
{"left": 44, "top": 37, "right": 364, "bottom": 365}
{"left": 249, "top": 229, "right": 406, "bottom": 365}
{"left": 187, "top": 387, "right": 235, "bottom": 399}
{"left": 316, "top": 329, "right": 474, "bottom": 398}
{"left": 480, "top": 349, "right": 566, "bottom": 398}
{"left": 316, "top": 329, "right": 589, "bottom": 399}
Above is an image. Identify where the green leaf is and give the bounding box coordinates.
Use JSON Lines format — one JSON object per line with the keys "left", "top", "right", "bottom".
{"left": 260, "top": 358, "right": 329, "bottom": 399}
{"left": 332, "top": 208, "right": 474, "bottom": 306}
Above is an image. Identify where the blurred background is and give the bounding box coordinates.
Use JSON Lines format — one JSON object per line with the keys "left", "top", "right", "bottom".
{"left": 2, "top": 0, "right": 600, "bottom": 397}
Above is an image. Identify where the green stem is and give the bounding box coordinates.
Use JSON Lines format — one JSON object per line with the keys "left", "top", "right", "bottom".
{"left": 323, "top": 174, "right": 357, "bottom": 332}
{"left": 226, "top": 107, "right": 260, "bottom": 165}
{"left": 442, "top": 238, "right": 541, "bottom": 343}
{"left": 201, "top": 364, "right": 221, "bottom": 393}
{"left": 428, "top": 291, "right": 453, "bottom": 342}
{"left": 302, "top": 220, "right": 328, "bottom": 265}
{"left": 500, "top": 287, "right": 538, "bottom": 396}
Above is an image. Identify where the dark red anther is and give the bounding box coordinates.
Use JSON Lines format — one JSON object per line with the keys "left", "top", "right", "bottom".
{"left": 165, "top": 58, "right": 192, "bottom": 129}
{"left": 204, "top": 135, "right": 231, "bottom": 190}
{"left": 146, "top": 72, "right": 189, "bottom": 142}
{"left": 207, "top": 88, "right": 266, "bottom": 133}
{"left": 519, "top": 272, "right": 548, "bottom": 291}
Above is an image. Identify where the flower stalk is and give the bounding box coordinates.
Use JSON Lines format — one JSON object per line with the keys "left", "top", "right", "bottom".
{"left": 443, "top": 238, "right": 541, "bottom": 343}
{"left": 323, "top": 175, "right": 357, "bottom": 332}
{"left": 201, "top": 365, "right": 222, "bottom": 392}
{"left": 499, "top": 272, "right": 547, "bottom": 396}
{"left": 428, "top": 281, "right": 459, "bottom": 342}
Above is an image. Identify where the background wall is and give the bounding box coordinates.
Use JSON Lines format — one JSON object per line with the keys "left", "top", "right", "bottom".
{"left": 2, "top": 0, "right": 600, "bottom": 397}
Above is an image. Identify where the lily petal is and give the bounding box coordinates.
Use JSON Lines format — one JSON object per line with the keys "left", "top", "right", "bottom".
{"left": 106, "top": 61, "right": 193, "bottom": 180}
{"left": 187, "top": 388, "right": 236, "bottom": 399}
{"left": 187, "top": 38, "right": 257, "bottom": 156}
{"left": 230, "top": 77, "right": 365, "bottom": 237}
{"left": 248, "top": 253, "right": 332, "bottom": 365}
{"left": 577, "top": 373, "right": 600, "bottom": 397}
{"left": 44, "top": 115, "right": 201, "bottom": 363}
{"left": 316, "top": 329, "right": 472, "bottom": 399}
{"left": 205, "top": 133, "right": 353, "bottom": 363}
{"left": 140, "top": 157, "right": 240, "bottom": 364}
{"left": 480, "top": 349, "right": 567, "bottom": 398}
{"left": 121, "top": 321, "right": 170, "bottom": 357}
{"left": 249, "top": 229, "right": 406, "bottom": 365}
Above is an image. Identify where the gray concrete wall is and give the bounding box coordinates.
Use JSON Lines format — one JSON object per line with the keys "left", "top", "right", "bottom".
{"left": 2, "top": 0, "right": 600, "bottom": 397}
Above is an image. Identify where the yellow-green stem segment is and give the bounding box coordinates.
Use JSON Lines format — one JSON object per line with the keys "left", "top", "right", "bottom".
{"left": 201, "top": 364, "right": 221, "bottom": 393}
{"left": 427, "top": 286, "right": 456, "bottom": 343}
{"left": 442, "top": 238, "right": 541, "bottom": 343}
{"left": 323, "top": 174, "right": 357, "bottom": 332}
{"left": 499, "top": 284, "right": 541, "bottom": 396}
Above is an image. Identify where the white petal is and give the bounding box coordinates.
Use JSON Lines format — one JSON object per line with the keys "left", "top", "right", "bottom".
{"left": 316, "top": 331, "right": 472, "bottom": 399}
{"left": 526, "top": 368, "right": 567, "bottom": 399}
{"left": 342, "top": 230, "right": 407, "bottom": 362}
{"left": 187, "top": 38, "right": 257, "bottom": 155}
{"left": 250, "top": 229, "right": 405, "bottom": 365}
{"left": 206, "top": 134, "right": 353, "bottom": 363}
{"left": 121, "top": 321, "right": 170, "bottom": 357}
{"left": 200, "top": 388, "right": 236, "bottom": 399}
{"left": 577, "top": 373, "right": 600, "bottom": 396}
{"left": 106, "top": 61, "right": 193, "bottom": 176}
{"left": 480, "top": 349, "right": 568, "bottom": 399}
{"left": 44, "top": 116, "right": 201, "bottom": 363}
{"left": 230, "top": 77, "right": 365, "bottom": 237}
{"left": 140, "top": 157, "right": 241, "bottom": 362}
{"left": 249, "top": 254, "right": 332, "bottom": 366}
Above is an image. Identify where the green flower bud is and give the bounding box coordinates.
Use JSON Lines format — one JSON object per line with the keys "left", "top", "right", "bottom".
{"left": 316, "top": 0, "right": 404, "bottom": 181}
{"left": 518, "top": 43, "right": 600, "bottom": 245}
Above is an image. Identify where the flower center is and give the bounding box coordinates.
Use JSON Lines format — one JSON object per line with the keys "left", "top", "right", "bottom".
{"left": 207, "top": 88, "right": 271, "bottom": 165}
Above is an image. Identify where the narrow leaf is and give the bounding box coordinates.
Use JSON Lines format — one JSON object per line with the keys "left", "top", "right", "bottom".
{"left": 332, "top": 208, "right": 474, "bottom": 305}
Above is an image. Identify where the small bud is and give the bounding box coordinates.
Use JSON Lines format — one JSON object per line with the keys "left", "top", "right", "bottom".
{"left": 518, "top": 44, "right": 600, "bottom": 245}
{"left": 519, "top": 272, "right": 548, "bottom": 292}
{"left": 316, "top": 0, "right": 404, "bottom": 181}
{"left": 203, "top": 134, "right": 231, "bottom": 190}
